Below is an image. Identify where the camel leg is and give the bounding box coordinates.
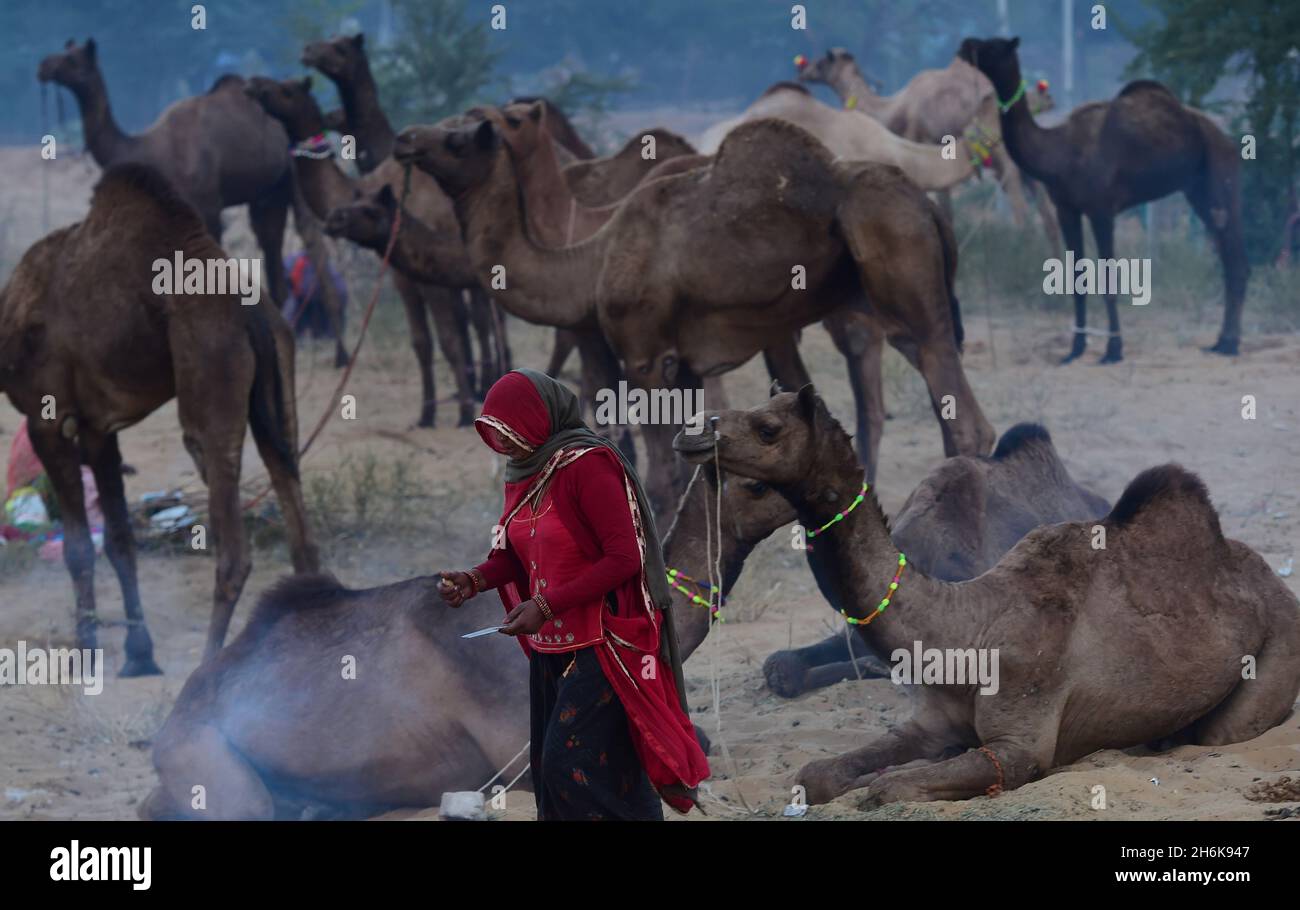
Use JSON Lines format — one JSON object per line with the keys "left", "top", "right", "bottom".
{"left": 763, "top": 631, "right": 890, "bottom": 698}
{"left": 858, "top": 742, "right": 1039, "bottom": 807}
{"left": 761, "top": 334, "right": 812, "bottom": 391}
{"left": 87, "top": 432, "right": 161, "bottom": 676}
{"left": 491, "top": 297, "right": 513, "bottom": 373}
{"left": 290, "top": 178, "right": 349, "bottom": 367}
{"left": 915, "top": 337, "right": 995, "bottom": 458}
{"left": 1027, "top": 177, "right": 1063, "bottom": 260}
{"left": 151, "top": 722, "right": 274, "bottom": 820}
{"left": 392, "top": 273, "right": 437, "bottom": 427}
{"left": 823, "top": 311, "right": 884, "bottom": 481}
{"left": 248, "top": 185, "right": 290, "bottom": 308}
{"left": 796, "top": 719, "right": 956, "bottom": 804}
{"left": 1195, "top": 632, "right": 1300, "bottom": 745}
{"left": 463, "top": 287, "right": 498, "bottom": 397}
{"left": 1185, "top": 177, "right": 1249, "bottom": 355}
{"left": 1089, "top": 215, "right": 1123, "bottom": 363}
{"left": 989, "top": 145, "right": 1029, "bottom": 227}
{"left": 547, "top": 328, "right": 579, "bottom": 379}
{"left": 26, "top": 424, "right": 99, "bottom": 661}
{"left": 577, "top": 330, "right": 636, "bottom": 463}
{"left": 423, "top": 284, "right": 476, "bottom": 426}
{"left": 1056, "top": 204, "right": 1089, "bottom": 363}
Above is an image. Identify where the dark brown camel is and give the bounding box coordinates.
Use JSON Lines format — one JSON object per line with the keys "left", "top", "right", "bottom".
{"left": 245, "top": 75, "right": 479, "bottom": 426}
{"left": 0, "top": 163, "right": 319, "bottom": 674}
{"left": 677, "top": 387, "right": 1300, "bottom": 806}
{"left": 396, "top": 112, "right": 996, "bottom": 510}
{"left": 37, "top": 40, "right": 296, "bottom": 319}
{"left": 764, "top": 421, "right": 1110, "bottom": 698}
{"left": 960, "top": 36, "right": 1249, "bottom": 362}
{"left": 137, "top": 460, "right": 786, "bottom": 819}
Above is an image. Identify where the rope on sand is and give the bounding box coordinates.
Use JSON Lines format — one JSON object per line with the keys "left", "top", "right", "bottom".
{"left": 477, "top": 741, "right": 531, "bottom": 795}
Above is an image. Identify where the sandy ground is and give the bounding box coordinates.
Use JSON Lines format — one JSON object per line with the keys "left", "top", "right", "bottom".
{"left": 1, "top": 146, "right": 1299, "bottom": 822}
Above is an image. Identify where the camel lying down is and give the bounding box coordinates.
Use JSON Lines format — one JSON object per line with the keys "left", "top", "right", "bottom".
{"left": 675, "top": 387, "right": 1300, "bottom": 806}
{"left": 764, "top": 422, "right": 1111, "bottom": 697}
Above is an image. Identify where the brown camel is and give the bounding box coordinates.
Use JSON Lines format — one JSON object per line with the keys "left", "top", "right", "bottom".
{"left": 960, "top": 37, "right": 1250, "bottom": 362}
{"left": 560, "top": 127, "right": 701, "bottom": 207}
{"left": 244, "top": 75, "right": 478, "bottom": 426}
{"left": 676, "top": 387, "right": 1300, "bottom": 806}
{"left": 798, "top": 48, "right": 1062, "bottom": 255}
{"left": 0, "top": 163, "right": 319, "bottom": 674}
{"left": 37, "top": 41, "right": 298, "bottom": 320}
{"left": 137, "top": 460, "right": 787, "bottom": 819}
{"left": 396, "top": 111, "right": 996, "bottom": 509}
{"left": 764, "top": 421, "right": 1110, "bottom": 698}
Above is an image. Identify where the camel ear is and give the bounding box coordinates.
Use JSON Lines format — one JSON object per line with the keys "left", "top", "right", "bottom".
{"left": 1010, "top": 36, "right": 1020, "bottom": 50}
{"left": 377, "top": 183, "right": 396, "bottom": 208}
{"left": 474, "top": 118, "right": 497, "bottom": 150}
{"left": 65, "top": 38, "right": 76, "bottom": 50}
{"left": 85, "top": 38, "right": 97, "bottom": 59}
{"left": 352, "top": 33, "right": 365, "bottom": 49}
{"left": 300, "top": 76, "right": 313, "bottom": 92}
{"left": 795, "top": 383, "right": 828, "bottom": 427}
{"left": 528, "top": 101, "right": 544, "bottom": 123}
{"left": 769, "top": 379, "right": 784, "bottom": 397}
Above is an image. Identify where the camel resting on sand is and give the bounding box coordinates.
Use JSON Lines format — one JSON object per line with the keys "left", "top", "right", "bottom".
{"left": 0, "top": 163, "right": 318, "bottom": 673}
{"left": 676, "top": 387, "right": 1300, "bottom": 806}
{"left": 764, "top": 421, "right": 1111, "bottom": 697}
{"left": 139, "top": 465, "right": 789, "bottom": 819}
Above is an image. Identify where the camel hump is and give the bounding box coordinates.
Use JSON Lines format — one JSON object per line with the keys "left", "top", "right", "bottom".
{"left": 1106, "top": 464, "right": 1224, "bottom": 539}
{"left": 92, "top": 162, "right": 207, "bottom": 235}
{"left": 760, "top": 81, "right": 812, "bottom": 98}
{"left": 991, "top": 422, "right": 1054, "bottom": 461}
{"left": 713, "top": 117, "right": 834, "bottom": 172}
{"left": 1117, "top": 79, "right": 1179, "bottom": 102}
{"left": 207, "top": 73, "right": 245, "bottom": 94}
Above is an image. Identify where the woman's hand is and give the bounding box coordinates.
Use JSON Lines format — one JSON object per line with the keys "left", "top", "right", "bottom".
{"left": 437, "top": 570, "right": 475, "bottom": 607}
{"left": 500, "top": 599, "right": 546, "bottom": 636}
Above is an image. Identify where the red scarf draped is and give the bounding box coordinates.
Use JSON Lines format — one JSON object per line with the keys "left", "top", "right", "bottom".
{"left": 475, "top": 373, "right": 708, "bottom": 813}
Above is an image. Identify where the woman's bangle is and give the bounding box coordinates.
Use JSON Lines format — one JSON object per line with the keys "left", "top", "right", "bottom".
{"left": 467, "top": 568, "right": 487, "bottom": 595}
{"left": 534, "top": 594, "right": 554, "bottom": 622}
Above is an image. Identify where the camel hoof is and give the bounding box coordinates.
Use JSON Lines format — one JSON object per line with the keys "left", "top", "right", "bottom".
{"left": 333, "top": 350, "right": 350, "bottom": 369}
{"left": 1097, "top": 351, "right": 1123, "bottom": 364}
{"left": 417, "top": 411, "right": 435, "bottom": 429}
{"left": 119, "top": 656, "right": 164, "bottom": 677}
{"left": 457, "top": 408, "right": 475, "bottom": 428}
{"left": 1205, "top": 337, "right": 1239, "bottom": 356}
{"left": 763, "top": 651, "right": 809, "bottom": 699}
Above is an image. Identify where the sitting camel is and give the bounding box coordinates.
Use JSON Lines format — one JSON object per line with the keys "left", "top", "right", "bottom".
{"left": 396, "top": 112, "right": 996, "bottom": 512}
{"left": 764, "top": 421, "right": 1110, "bottom": 698}
{"left": 138, "top": 458, "right": 790, "bottom": 819}
{"left": 675, "top": 387, "right": 1300, "bottom": 806}
{"left": 0, "top": 163, "right": 319, "bottom": 674}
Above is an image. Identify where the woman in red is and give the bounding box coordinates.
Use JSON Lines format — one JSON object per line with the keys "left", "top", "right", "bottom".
{"left": 438, "top": 369, "right": 709, "bottom": 820}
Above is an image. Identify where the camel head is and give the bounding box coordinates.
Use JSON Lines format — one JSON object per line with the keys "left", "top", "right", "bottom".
{"left": 322, "top": 107, "right": 349, "bottom": 133}
{"left": 498, "top": 100, "right": 550, "bottom": 161}
{"left": 302, "top": 33, "right": 366, "bottom": 81}
{"left": 38, "top": 38, "right": 99, "bottom": 91}
{"left": 674, "top": 385, "right": 858, "bottom": 497}
{"left": 957, "top": 37, "right": 1023, "bottom": 101}
{"left": 324, "top": 184, "right": 396, "bottom": 248}
{"left": 394, "top": 113, "right": 501, "bottom": 199}
{"left": 243, "top": 76, "right": 322, "bottom": 142}
{"left": 795, "top": 47, "right": 856, "bottom": 87}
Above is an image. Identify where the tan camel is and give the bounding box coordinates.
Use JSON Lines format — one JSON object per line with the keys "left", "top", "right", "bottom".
{"left": 699, "top": 84, "right": 976, "bottom": 192}
{"left": 36, "top": 40, "right": 310, "bottom": 330}
{"left": 961, "top": 36, "right": 1249, "bottom": 362}
{"left": 676, "top": 387, "right": 1300, "bottom": 806}
{"left": 764, "top": 421, "right": 1110, "bottom": 698}
{"left": 396, "top": 111, "right": 995, "bottom": 510}
{"left": 0, "top": 163, "right": 319, "bottom": 674}
{"left": 797, "top": 48, "right": 1062, "bottom": 254}
{"left": 244, "top": 76, "right": 479, "bottom": 426}
{"left": 137, "top": 461, "right": 787, "bottom": 818}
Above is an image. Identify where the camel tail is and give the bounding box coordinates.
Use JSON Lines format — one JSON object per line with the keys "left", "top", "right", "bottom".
{"left": 931, "top": 202, "right": 964, "bottom": 352}
{"left": 245, "top": 305, "right": 298, "bottom": 480}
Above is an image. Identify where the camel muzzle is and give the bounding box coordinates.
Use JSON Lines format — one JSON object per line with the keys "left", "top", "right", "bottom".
{"left": 673, "top": 416, "right": 720, "bottom": 460}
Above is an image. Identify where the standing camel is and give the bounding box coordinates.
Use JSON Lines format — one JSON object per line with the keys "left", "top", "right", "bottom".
{"left": 137, "top": 461, "right": 787, "bottom": 819}
{"left": 244, "top": 76, "right": 478, "bottom": 426}
{"left": 676, "top": 388, "right": 1300, "bottom": 806}
{"left": 764, "top": 421, "right": 1110, "bottom": 698}
{"left": 0, "top": 163, "right": 319, "bottom": 674}
{"left": 797, "top": 47, "right": 1062, "bottom": 255}
{"left": 35, "top": 38, "right": 350, "bottom": 365}
{"left": 396, "top": 113, "right": 995, "bottom": 510}
{"left": 960, "top": 36, "right": 1249, "bottom": 362}
{"left": 560, "top": 128, "right": 701, "bottom": 207}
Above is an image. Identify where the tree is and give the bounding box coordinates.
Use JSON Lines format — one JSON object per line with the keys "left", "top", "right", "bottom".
{"left": 1122, "top": 0, "right": 1300, "bottom": 262}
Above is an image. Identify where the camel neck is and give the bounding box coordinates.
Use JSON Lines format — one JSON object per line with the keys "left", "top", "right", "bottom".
{"left": 71, "top": 70, "right": 131, "bottom": 165}
{"left": 457, "top": 152, "right": 604, "bottom": 329}
{"left": 795, "top": 459, "right": 953, "bottom": 658}
{"left": 337, "top": 66, "right": 395, "bottom": 172}
{"left": 509, "top": 134, "right": 600, "bottom": 245}
{"left": 829, "top": 67, "right": 890, "bottom": 118}
{"left": 292, "top": 155, "right": 356, "bottom": 221}
{"left": 661, "top": 468, "right": 760, "bottom": 659}
{"left": 997, "top": 76, "right": 1059, "bottom": 185}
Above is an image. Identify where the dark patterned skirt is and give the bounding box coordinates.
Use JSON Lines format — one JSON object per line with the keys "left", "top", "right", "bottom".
{"left": 529, "top": 646, "right": 664, "bottom": 821}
